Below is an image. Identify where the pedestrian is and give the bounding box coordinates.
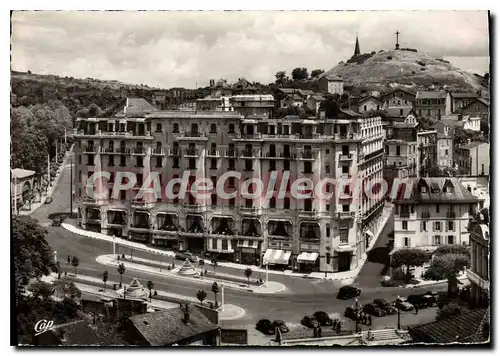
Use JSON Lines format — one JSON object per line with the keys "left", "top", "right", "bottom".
{"left": 368, "top": 315, "right": 372, "bottom": 326}
{"left": 336, "top": 322, "right": 341, "bottom": 334}
{"left": 332, "top": 319, "right": 337, "bottom": 329}
{"left": 415, "top": 305, "right": 419, "bottom": 315}
{"left": 318, "top": 326, "right": 322, "bottom": 338}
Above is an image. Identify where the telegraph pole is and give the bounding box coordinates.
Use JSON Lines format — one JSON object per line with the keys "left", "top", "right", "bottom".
{"left": 70, "top": 153, "right": 73, "bottom": 217}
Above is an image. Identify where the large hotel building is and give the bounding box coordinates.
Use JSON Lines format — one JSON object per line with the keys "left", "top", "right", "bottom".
{"left": 74, "top": 98, "right": 385, "bottom": 273}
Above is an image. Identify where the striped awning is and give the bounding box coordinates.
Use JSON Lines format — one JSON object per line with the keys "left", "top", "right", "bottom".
{"left": 297, "top": 252, "right": 319, "bottom": 263}
{"left": 207, "top": 238, "right": 234, "bottom": 254}
{"left": 237, "top": 240, "right": 258, "bottom": 248}
{"left": 263, "top": 249, "right": 292, "bottom": 265}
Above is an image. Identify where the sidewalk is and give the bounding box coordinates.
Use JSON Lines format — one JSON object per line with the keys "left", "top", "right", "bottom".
{"left": 19, "top": 148, "right": 73, "bottom": 216}
{"left": 96, "top": 254, "right": 286, "bottom": 294}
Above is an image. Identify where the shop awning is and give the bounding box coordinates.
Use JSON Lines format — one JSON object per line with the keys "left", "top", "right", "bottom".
{"left": 237, "top": 240, "right": 258, "bottom": 248}
{"left": 297, "top": 252, "right": 319, "bottom": 263}
{"left": 365, "top": 230, "right": 374, "bottom": 237}
{"left": 263, "top": 249, "right": 292, "bottom": 265}
{"left": 207, "top": 238, "right": 234, "bottom": 254}
{"left": 335, "top": 245, "right": 355, "bottom": 253}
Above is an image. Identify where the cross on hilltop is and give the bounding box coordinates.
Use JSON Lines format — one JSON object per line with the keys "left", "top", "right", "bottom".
{"left": 395, "top": 30, "right": 400, "bottom": 50}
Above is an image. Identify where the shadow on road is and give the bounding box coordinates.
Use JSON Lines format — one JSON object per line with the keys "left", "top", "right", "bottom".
{"left": 366, "top": 247, "right": 390, "bottom": 265}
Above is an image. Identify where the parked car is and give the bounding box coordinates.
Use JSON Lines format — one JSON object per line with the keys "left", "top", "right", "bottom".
{"left": 373, "top": 299, "right": 397, "bottom": 315}
{"left": 272, "top": 320, "right": 289, "bottom": 333}
{"left": 337, "top": 285, "right": 361, "bottom": 300}
{"left": 175, "top": 251, "right": 198, "bottom": 263}
{"left": 51, "top": 217, "right": 63, "bottom": 227}
{"left": 381, "top": 278, "right": 405, "bottom": 287}
{"left": 408, "top": 294, "right": 428, "bottom": 309}
{"left": 423, "top": 291, "right": 438, "bottom": 307}
{"left": 256, "top": 319, "right": 275, "bottom": 335}
{"left": 363, "top": 303, "right": 386, "bottom": 317}
{"left": 313, "top": 311, "right": 332, "bottom": 326}
{"left": 344, "top": 307, "right": 358, "bottom": 320}
{"left": 301, "top": 316, "right": 319, "bottom": 329}
{"left": 394, "top": 297, "right": 414, "bottom": 311}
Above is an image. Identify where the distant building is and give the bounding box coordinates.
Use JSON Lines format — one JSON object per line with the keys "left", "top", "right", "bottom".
{"left": 381, "top": 88, "right": 416, "bottom": 109}
{"left": 125, "top": 307, "right": 220, "bottom": 346}
{"left": 416, "top": 130, "right": 438, "bottom": 177}
{"left": 415, "top": 91, "right": 450, "bottom": 119}
{"left": 454, "top": 141, "right": 490, "bottom": 177}
{"left": 209, "top": 79, "right": 232, "bottom": 97}
{"left": 458, "top": 176, "right": 489, "bottom": 210}
{"left": 121, "top": 97, "right": 158, "bottom": 117}
{"left": 152, "top": 91, "right": 169, "bottom": 110}
{"left": 229, "top": 94, "right": 275, "bottom": 117}
{"left": 450, "top": 92, "right": 479, "bottom": 113}
{"left": 231, "top": 78, "right": 257, "bottom": 95}
{"left": 318, "top": 76, "right": 344, "bottom": 95}
{"left": 460, "top": 98, "right": 489, "bottom": 120}
{"left": 11, "top": 168, "right": 36, "bottom": 213}
{"left": 430, "top": 122, "right": 454, "bottom": 170}
{"left": 357, "top": 95, "right": 382, "bottom": 114}
{"left": 306, "top": 94, "right": 326, "bottom": 114}
{"left": 468, "top": 212, "right": 489, "bottom": 308}
{"left": 33, "top": 320, "right": 102, "bottom": 346}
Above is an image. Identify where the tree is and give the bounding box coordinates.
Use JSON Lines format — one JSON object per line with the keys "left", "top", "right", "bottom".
{"left": 391, "top": 248, "right": 430, "bottom": 279}
{"left": 28, "top": 281, "right": 54, "bottom": 301}
{"left": 197, "top": 289, "right": 207, "bottom": 305}
{"left": 319, "top": 96, "right": 341, "bottom": 118}
{"left": 71, "top": 256, "right": 80, "bottom": 276}
{"left": 211, "top": 282, "right": 220, "bottom": 307}
{"left": 275, "top": 71, "right": 287, "bottom": 86}
{"left": 244, "top": 268, "right": 253, "bottom": 287}
{"left": 117, "top": 263, "right": 126, "bottom": 287}
{"left": 424, "top": 253, "right": 469, "bottom": 281}
{"left": 436, "top": 302, "right": 462, "bottom": 320}
{"left": 310, "top": 69, "right": 325, "bottom": 78}
{"left": 147, "top": 280, "right": 154, "bottom": 303}
{"left": 291, "top": 67, "right": 309, "bottom": 81}
{"left": 434, "top": 245, "right": 470, "bottom": 258}
{"left": 13, "top": 216, "right": 55, "bottom": 299}
{"left": 211, "top": 259, "right": 218, "bottom": 275}
{"left": 102, "top": 270, "right": 109, "bottom": 292}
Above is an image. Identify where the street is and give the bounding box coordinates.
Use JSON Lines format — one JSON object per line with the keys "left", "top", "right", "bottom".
{"left": 32, "top": 152, "right": 447, "bottom": 331}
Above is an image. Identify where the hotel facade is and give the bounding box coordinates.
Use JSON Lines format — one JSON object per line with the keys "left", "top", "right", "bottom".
{"left": 73, "top": 100, "right": 385, "bottom": 273}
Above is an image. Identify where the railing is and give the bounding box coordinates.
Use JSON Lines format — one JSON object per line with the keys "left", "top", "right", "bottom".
{"left": 299, "top": 210, "right": 316, "bottom": 217}
{"left": 301, "top": 151, "right": 313, "bottom": 159}
{"left": 421, "top": 211, "right": 431, "bottom": 219}
{"left": 75, "top": 129, "right": 153, "bottom": 138}
{"left": 183, "top": 204, "right": 205, "bottom": 212}
{"left": 337, "top": 211, "right": 355, "bottom": 219}
{"left": 264, "top": 151, "right": 280, "bottom": 158}
{"left": 185, "top": 149, "right": 199, "bottom": 156}
{"left": 177, "top": 131, "right": 207, "bottom": 138}
{"left": 132, "top": 147, "right": 146, "bottom": 154}
{"left": 152, "top": 148, "right": 165, "bottom": 155}
{"left": 447, "top": 211, "right": 456, "bottom": 219}
{"left": 168, "top": 149, "right": 180, "bottom": 156}
{"left": 339, "top": 153, "right": 353, "bottom": 161}
{"left": 242, "top": 149, "right": 256, "bottom": 158}
{"left": 81, "top": 197, "right": 106, "bottom": 205}
{"left": 206, "top": 149, "right": 220, "bottom": 157}
{"left": 400, "top": 211, "right": 410, "bottom": 218}
{"left": 131, "top": 200, "right": 155, "bottom": 209}
{"left": 224, "top": 149, "right": 238, "bottom": 157}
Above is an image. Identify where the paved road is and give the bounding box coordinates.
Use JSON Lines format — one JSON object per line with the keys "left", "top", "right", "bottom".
{"left": 31, "top": 152, "right": 446, "bottom": 329}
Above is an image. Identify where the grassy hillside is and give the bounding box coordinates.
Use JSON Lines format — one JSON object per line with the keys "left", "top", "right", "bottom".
{"left": 321, "top": 49, "right": 488, "bottom": 93}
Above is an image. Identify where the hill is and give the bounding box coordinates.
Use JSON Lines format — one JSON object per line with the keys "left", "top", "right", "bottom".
{"left": 320, "top": 49, "right": 488, "bottom": 93}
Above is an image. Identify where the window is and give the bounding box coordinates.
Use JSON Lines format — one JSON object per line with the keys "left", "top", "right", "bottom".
{"left": 108, "top": 156, "right": 114, "bottom": 166}
{"left": 137, "top": 173, "right": 143, "bottom": 186}
{"left": 211, "top": 194, "right": 217, "bottom": 206}
{"left": 210, "top": 123, "right": 217, "bottom": 133}
{"left": 212, "top": 239, "right": 217, "bottom": 250}
{"left": 229, "top": 198, "right": 235, "bottom": 206}
{"left": 245, "top": 160, "right": 253, "bottom": 171}
{"left": 228, "top": 177, "right": 235, "bottom": 188}
{"left": 155, "top": 123, "right": 162, "bottom": 133}
{"left": 433, "top": 235, "right": 441, "bottom": 245}
{"left": 326, "top": 149, "right": 330, "bottom": 155}
{"left": 422, "top": 221, "right": 427, "bottom": 231}
{"left": 364, "top": 105, "right": 367, "bottom": 112}
{"left": 87, "top": 155, "right": 94, "bottom": 166}
{"left": 229, "top": 159, "right": 235, "bottom": 170}
{"left": 404, "top": 237, "right": 410, "bottom": 247}
{"left": 326, "top": 204, "right": 330, "bottom": 212}
{"left": 421, "top": 186, "right": 427, "bottom": 193}
{"left": 210, "top": 158, "right": 217, "bottom": 170}
{"left": 304, "top": 162, "right": 312, "bottom": 174}
{"left": 228, "top": 124, "right": 235, "bottom": 134}
{"left": 436, "top": 204, "right": 440, "bottom": 213}
{"left": 342, "top": 165, "right": 349, "bottom": 174}
{"left": 245, "top": 198, "right": 253, "bottom": 208}
{"left": 222, "top": 239, "right": 228, "bottom": 250}
{"left": 445, "top": 149, "right": 449, "bottom": 156}
{"left": 340, "top": 228, "right": 348, "bottom": 244}
{"left": 396, "top": 146, "right": 401, "bottom": 156}
{"left": 270, "top": 197, "right": 276, "bottom": 209}
{"left": 120, "top": 190, "right": 126, "bottom": 201}
{"left": 434, "top": 222, "right": 441, "bottom": 231}
{"left": 342, "top": 204, "right": 349, "bottom": 212}
{"left": 402, "top": 221, "right": 408, "bottom": 230}
{"left": 284, "top": 197, "right": 290, "bottom": 210}
{"left": 173, "top": 123, "right": 179, "bottom": 133}
{"left": 173, "top": 157, "right": 180, "bottom": 168}
{"left": 189, "top": 158, "right": 196, "bottom": 170}
{"left": 136, "top": 156, "right": 143, "bottom": 168}
{"left": 400, "top": 109, "right": 403, "bottom": 116}
{"left": 156, "top": 156, "right": 162, "bottom": 168}
{"left": 284, "top": 160, "right": 290, "bottom": 171}
{"left": 326, "top": 224, "right": 330, "bottom": 237}
{"left": 447, "top": 221, "right": 454, "bottom": 231}
{"left": 269, "top": 160, "right": 276, "bottom": 171}
{"left": 326, "top": 165, "right": 330, "bottom": 174}
{"left": 304, "top": 199, "right": 312, "bottom": 211}
{"left": 120, "top": 155, "right": 126, "bottom": 167}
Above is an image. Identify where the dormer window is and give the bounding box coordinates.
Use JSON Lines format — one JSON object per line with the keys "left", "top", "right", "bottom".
{"left": 421, "top": 186, "right": 427, "bottom": 193}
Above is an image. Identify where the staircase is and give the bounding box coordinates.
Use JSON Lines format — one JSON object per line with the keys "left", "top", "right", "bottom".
{"left": 361, "top": 328, "right": 410, "bottom": 345}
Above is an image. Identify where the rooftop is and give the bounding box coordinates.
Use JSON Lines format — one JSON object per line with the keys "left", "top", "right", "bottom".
{"left": 128, "top": 308, "right": 219, "bottom": 346}
{"left": 395, "top": 177, "right": 478, "bottom": 204}
{"left": 451, "top": 92, "right": 479, "bottom": 99}
{"left": 12, "top": 168, "right": 36, "bottom": 180}
{"left": 416, "top": 91, "right": 448, "bottom": 99}
{"left": 408, "top": 308, "right": 489, "bottom": 344}
{"left": 459, "top": 141, "right": 489, "bottom": 150}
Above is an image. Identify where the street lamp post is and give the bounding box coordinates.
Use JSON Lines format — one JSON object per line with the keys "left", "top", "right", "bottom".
{"left": 355, "top": 297, "right": 360, "bottom": 333}
{"left": 69, "top": 153, "right": 73, "bottom": 217}
{"left": 396, "top": 295, "right": 401, "bottom": 330}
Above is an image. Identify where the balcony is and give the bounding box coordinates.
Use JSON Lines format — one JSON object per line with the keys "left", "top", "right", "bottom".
{"left": 239, "top": 206, "right": 259, "bottom": 215}
{"left": 74, "top": 129, "right": 153, "bottom": 139}
{"left": 337, "top": 211, "right": 355, "bottom": 219}
{"left": 299, "top": 209, "right": 317, "bottom": 218}
{"left": 168, "top": 149, "right": 180, "bottom": 156}
{"left": 176, "top": 132, "right": 208, "bottom": 141}
{"left": 447, "top": 211, "right": 456, "bottom": 219}
{"left": 263, "top": 151, "right": 281, "bottom": 159}
{"left": 224, "top": 149, "right": 238, "bottom": 158}
{"left": 132, "top": 147, "right": 146, "bottom": 155}
{"left": 421, "top": 211, "right": 431, "bottom": 219}
{"left": 83, "top": 146, "right": 97, "bottom": 154}
{"left": 81, "top": 197, "right": 107, "bottom": 206}
{"left": 466, "top": 269, "right": 489, "bottom": 291}
{"left": 152, "top": 148, "right": 166, "bottom": 156}
{"left": 298, "top": 151, "right": 315, "bottom": 160}
{"left": 241, "top": 149, "right": 257, "bottom": 158}
{"left": 400, "top": 211, "right": 410, "bottom": 218}
{"left": 206, "top": 149, "right": 220, "bottom": 158}
{"left": 339, "top": 153, "right": 353, "bottom": 161}
{"left": 183, "top": 204, "right": 206, "bottom": 213}
{"left": 129, "top": 224, "right": 151, "bottom": 232}
{"left": 131, "top": 199, "right": 155, "bottom": 209}
{"left": 184, "top": 149, "right": 199, "bottom": 157}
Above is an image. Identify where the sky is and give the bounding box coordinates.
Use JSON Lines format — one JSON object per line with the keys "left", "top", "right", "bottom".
{"left": 11, "top": 11, "right": 490, "bottom": 89}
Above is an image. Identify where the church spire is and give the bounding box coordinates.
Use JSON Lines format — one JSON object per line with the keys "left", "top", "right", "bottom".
{"left": 354, "top": 33, "right": 360, "bottom": 57}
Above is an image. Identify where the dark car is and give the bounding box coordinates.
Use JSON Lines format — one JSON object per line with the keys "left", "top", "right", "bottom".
{"left": 337, "top": 285, "right": 361, "bottom": 300}
{"left": 51, "top": 217, "right": 62, "bottom": 227}
{"left": 408, "top": 294, "right": 428, "bottom": 309}
{"left": 373, "top": 298, "right": 397, "bottom": 315}
{"left": 256, "top": 319, "right": 275, "bottom": 335}
{"left": 394, "top": 297, "right": 414, "bottom": 311}
{"left": 175, "top": 251, "right": 198, "bottom": 263}
{"left": 313, "top": 311, "right": 332, "bottom": 326}
{"left": 301, "top": 316, "right": 319, "bottom": 329}
{"left": 344, "top": 307, "right": 357, "bottom": 320}
{"left": 272, "top": 320, "right": 289, "bottom": 333}
{"left": 363, "top": 303, "right": 386, "bottom": 317}
{"left": 381, "top": 278, "right": 405, "bottom": 287}
{"left": 423, "top": 291, "right": 438, "bottom": 307}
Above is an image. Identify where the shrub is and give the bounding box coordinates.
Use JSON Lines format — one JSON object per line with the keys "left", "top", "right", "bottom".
{"left": 424, "top": 253, "right": 469, "bottom": 280}
{"left": 412, "top": 71, "right": 416, "bottom": 74}
{"left": 371, "top": 51, "right": 376, "bottom": 55}
{"left": 420, "top": 67, "right": 426, "bottom": 71}
{"left": 436, "top": 302, "right": 462, "bottom": 320}
{"left": 434, "top": 245, "right": 470, "bottom": 258}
